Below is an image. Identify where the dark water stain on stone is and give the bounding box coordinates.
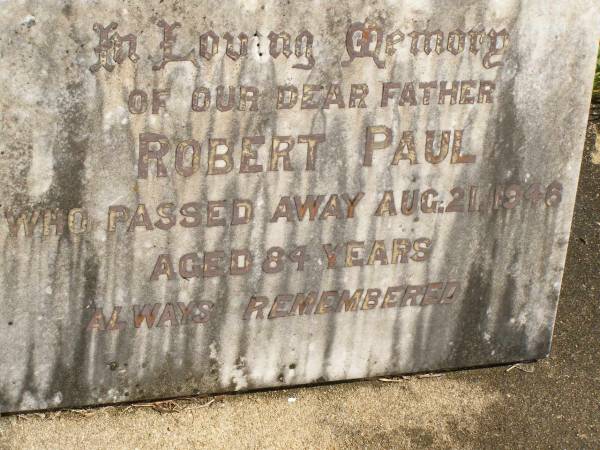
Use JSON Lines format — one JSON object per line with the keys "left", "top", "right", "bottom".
{"left": 41, "top": 78, "right": 97, "bottom": 407}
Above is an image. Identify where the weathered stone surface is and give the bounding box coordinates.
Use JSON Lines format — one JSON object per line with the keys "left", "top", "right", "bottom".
{"left": 0, "top": 1, "right": 598, "bottom": 413}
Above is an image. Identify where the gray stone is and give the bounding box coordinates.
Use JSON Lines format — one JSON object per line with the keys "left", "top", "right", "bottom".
{"left": 0, "top": 0, "right": 598, "bottom": 413}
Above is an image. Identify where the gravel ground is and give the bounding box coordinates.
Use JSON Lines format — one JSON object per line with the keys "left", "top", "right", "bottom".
{"left": 0, "top": 120, "right": 598, "bottom": 450}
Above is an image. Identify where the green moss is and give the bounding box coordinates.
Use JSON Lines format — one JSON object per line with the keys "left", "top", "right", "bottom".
{"left": 594, "top": 46, "right": 600, "bottom": 100}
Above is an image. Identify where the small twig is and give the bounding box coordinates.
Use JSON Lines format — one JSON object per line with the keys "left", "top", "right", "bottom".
{"left": 16, "top": 412, "right": 46, "bottom": 420}
{"left": 506, "top": 363, "right": 535, "bottom": 373}
{"left": 196, "top": 399, "right": 215, "bottom": 408}
{"left": 125, "top": 397, "right": 216, "bottom": 414}
{"left": 380, "top": 373, "right": 443, "bottom": 382}
{"left": 68, "top": 409, "right": 96, "bottom": 417}
{"left": 379, "top": 377, "right": 405, "bottom": 383}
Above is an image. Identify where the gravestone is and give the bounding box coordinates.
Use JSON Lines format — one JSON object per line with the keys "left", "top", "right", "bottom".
{"left": 0, "top": 0, "right": 598, "bottom": 413}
